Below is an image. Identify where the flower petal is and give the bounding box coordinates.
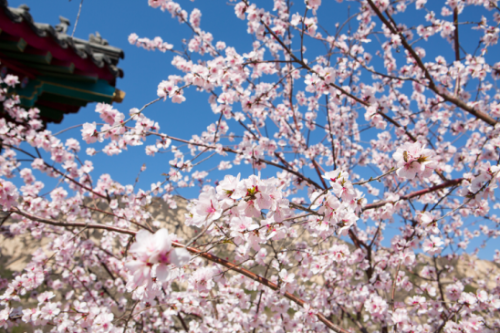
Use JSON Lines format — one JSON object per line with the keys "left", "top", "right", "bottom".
{"left": 169, "top": 248, "right": 190, "bottom": 267}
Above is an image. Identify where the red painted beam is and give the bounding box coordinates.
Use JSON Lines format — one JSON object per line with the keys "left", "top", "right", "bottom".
{"left": 0, "top": 10, "right": 116, "bottom": 83}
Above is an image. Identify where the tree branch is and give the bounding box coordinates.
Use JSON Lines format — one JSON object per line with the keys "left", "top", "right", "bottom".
{"left": 362, "top": 178, "right": 464, "bottom": 211}
{"left": 365, "top": 0, "right": 497, "bottom": 126}
{"left": 10, "top": 207, "right": 349, "bottom": 333}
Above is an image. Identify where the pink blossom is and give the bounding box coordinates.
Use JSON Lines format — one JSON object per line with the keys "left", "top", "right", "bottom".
{"left": 0, "top": 179, "right": 18, "bottom": 209}
{"left": 422, "top": 236, "right": 444, "bottom": 255}
{"left": 192, "top": 188, "right": 222, "bottom": 225}
{"left": 393, "top": 142, "right": 434, "bottom": 179}
{"left": 305, "top": 0, "right": 321, "bottom": 11}
{"left": 216, "top": 173, "right": 241, "bottom": 199}
{"left": 128, "top": 33, "right": 139, "bottom": 44}
{"left": 0, "top": 2, "right": 499, "bottom": 332}
{"left": 81, "top": 122, "right": 99, "bottom": 144}
{"left": 3, "top": 74, "right": 19, "bottom": 87}
{"left": 157, "top": 80, "right": 176, "bottom": 100}
{"left": 126, "top": 229, "right": 190, "bottom": 285}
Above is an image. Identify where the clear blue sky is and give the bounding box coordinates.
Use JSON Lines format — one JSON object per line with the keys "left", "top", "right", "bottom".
{"left": 8, "top": 0, "right": 492, "bottom": 192}
{"left": 8, "top": 0, "right": 256, "bottom": 193}
{"left": 7, "top": 0, "right": 500, "bottom": 259}
{"left": 8, "top": 0, "right": 371, "bottom": 197}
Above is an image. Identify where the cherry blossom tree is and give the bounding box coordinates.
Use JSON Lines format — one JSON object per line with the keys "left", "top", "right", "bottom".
{"left": 2, "top": 0, "right": 500, "bottom": 332}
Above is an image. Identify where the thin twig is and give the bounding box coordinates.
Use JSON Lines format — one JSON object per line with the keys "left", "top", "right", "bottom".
{"left": 71, "top": 0, "right": 84, "bottom": 39}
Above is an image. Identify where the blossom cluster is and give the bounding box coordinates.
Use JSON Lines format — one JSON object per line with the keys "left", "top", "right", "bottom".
{"left": 1, "top": 0, "right": 500, "bottom": 332}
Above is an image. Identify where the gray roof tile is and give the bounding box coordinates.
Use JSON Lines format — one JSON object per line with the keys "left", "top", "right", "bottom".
{"left": 0, "top": 0, "right": 124, "bottom": 78}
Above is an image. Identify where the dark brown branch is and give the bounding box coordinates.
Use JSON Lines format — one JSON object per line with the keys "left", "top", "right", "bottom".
{"left": 148, "top": 132, "right": 324, "bottom": 190}
{"left": 362, "top": 178, "right": 464, "bottom": 211}
{"left": 11, "top": 208, "right": 349, "bottom": 333}
{"left": 453, "top": 9, "right": 460, "bottom": 62}
{"left": 312, "top": 158, "right": 328, "bottom": 189}
{"left": 177, "top": 312, "right": 189, "bottom": 331}
{"left": 11, "top": 208, "right": 136, "bottom": 236}
{"left": 366, "top": 0, "right": 497, "bottom": 127}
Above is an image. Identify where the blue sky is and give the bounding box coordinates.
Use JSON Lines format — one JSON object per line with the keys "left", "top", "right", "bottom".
{"left": 8, "top": 0, "right": 362, "bottom": 195}
{"left": 8, "top": 0, "right": 495, "bottom": 191}
{"left": 8, "top": 0, "right": 253, "bottom": 192}
{"left": 6, "top": 0, "right": 500, "bottom": 259}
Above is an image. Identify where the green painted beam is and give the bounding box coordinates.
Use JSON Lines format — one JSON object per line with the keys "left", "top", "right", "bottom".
{"left": 1, "top": 50, "right": 52, "bottom": 64}
{"left": 17, "top": 79, "right": 44, "bottom": 107}
{"left": 40, "top": 76, "right": 115, "bottom": 103}
{"left": 16, "top": 76, "right": 116, "bottom": 108}
{"left": 38, "top": 92, "right": 88, "bottom": 107}
{"left": 0, "top": 38, "right": 27, "bottom": 52}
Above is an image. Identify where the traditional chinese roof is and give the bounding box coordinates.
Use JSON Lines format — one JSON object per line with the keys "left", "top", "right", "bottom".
{"left": 0, "top": 0, "right": 125, "bottom": 125}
